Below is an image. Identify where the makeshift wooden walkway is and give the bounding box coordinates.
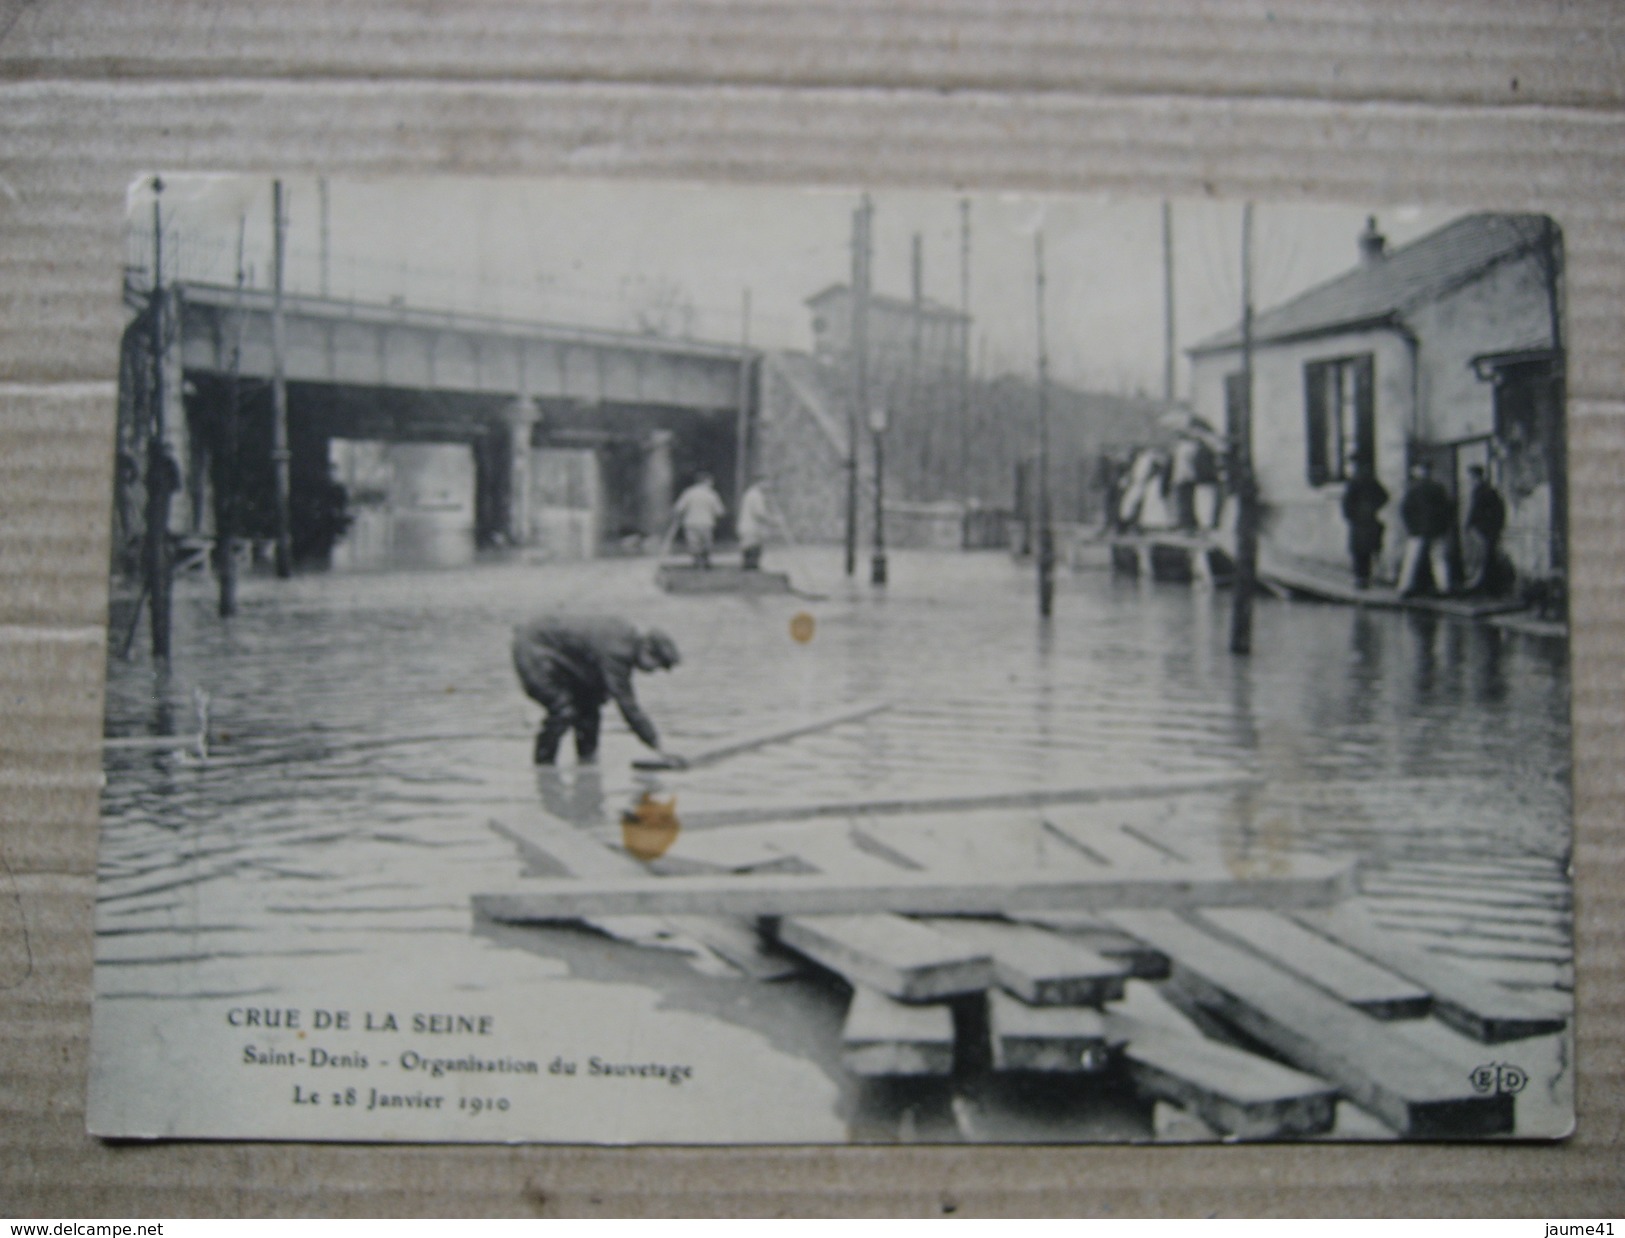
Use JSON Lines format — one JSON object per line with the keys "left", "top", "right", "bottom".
{"left": 1109, "top": 533, "right": 1234, "bottom": 585}
{"left": 475, "top": 798, "right": 1566, "bottom": 1140}
{"left": 656, "top": 563, "right": 794, "bottom": 594}
{"left": 1260, "top": 557, "right": 1528, "bottom": 619}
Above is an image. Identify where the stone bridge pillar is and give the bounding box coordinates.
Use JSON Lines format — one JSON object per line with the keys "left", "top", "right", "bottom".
{"left": 641, "top": 429, "right": 674, "bottom": 540}
{"left": 502, "top": 398, "right": 539, "bottom": 546}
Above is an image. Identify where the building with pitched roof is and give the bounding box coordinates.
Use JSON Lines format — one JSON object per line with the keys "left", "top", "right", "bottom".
{"left": 1187, "top": 213, "right": 1565, "bottom": 589}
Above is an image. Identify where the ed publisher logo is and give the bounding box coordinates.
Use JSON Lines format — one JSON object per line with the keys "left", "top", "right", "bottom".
{"left": 1469, "top": 1062, "right": 1528, "bottom": 1095}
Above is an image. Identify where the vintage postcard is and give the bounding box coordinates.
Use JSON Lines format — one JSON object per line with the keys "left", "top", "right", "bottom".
{"left": 88, "top": 176, "right": 1574, "bottom": 1143}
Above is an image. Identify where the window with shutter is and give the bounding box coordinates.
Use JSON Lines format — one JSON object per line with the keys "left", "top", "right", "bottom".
{"left": 1302, "top": 353, "right": 1374, "bottom": 486}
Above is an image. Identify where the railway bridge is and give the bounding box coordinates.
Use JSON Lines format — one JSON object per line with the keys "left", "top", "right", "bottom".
{"left": 116, "top": 280, "right": 760, "bottom": 572}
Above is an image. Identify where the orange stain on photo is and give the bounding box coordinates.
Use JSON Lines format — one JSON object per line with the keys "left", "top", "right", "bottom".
{"left": 621, "top": 792, "right": 680, "bottom": 861}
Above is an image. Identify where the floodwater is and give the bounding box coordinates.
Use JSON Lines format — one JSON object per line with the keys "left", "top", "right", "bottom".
{"left": 95, "top": 547, "right": 1573, "bottom": 1141}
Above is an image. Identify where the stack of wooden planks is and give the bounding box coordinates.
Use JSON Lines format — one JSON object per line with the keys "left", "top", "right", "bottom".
{"left": 475, "top": 801, "right": 1568, "bottom": 1140}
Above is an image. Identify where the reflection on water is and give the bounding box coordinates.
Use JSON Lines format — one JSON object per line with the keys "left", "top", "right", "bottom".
{"left": 97, "top": 549, "right": 1573, "bottom": 1138}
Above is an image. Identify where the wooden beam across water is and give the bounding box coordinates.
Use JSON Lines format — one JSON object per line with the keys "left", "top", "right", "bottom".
{"left": 1106, "top": 910, "right": 1515, "bottom": 1137}
{"left": 1104, "top": 982, "right": 1338, "bottom": 1139}
{"left": 776, "top": 914, "right": 993, "bottom": 1002}
{"left": 473, "top": 856, "right": 1353, "bottom": 922}
{"left": 634, "top": 701, "right": 890, "bottom": 772}
{"left": 678, "top": 771, "right": 1262, "bottom": 829}
{"left": 1293, "top": 904, "right": 1569, "bottom": 1043}
{"left": 840, "top": 986, "right": 956, "bottom": 1077}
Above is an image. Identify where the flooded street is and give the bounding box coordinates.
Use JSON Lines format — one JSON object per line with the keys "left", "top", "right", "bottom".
{"left": 94, "top": 548, "right": 1573, "bottom": 1141}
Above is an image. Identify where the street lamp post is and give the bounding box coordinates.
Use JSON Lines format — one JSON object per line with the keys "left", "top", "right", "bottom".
{"left": 870, "top": 404, "right": 888, "bottom": 585}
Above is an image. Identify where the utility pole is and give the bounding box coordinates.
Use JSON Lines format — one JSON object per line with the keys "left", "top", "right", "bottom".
{"left": 1034, "top": 231, "right": 1055, "bottom": 619}
{"left": 218, "top": 214, "right": 247, "bottom": 618}
{"left": 1538, "top": 217, "right": 1568, "bottom": 583}
{"left": 910, "top": 231, "right": 925, "bottom": 492}
{"left": 845, "top": 196, "right": 872, "bottom": 577}
{"left": 733, "top": 286, "right": 753, "bottom": 517}
{"left": 271, "top": 180, "right": 294, "bottom": 578}
{"left": 1229, "top": 203, "right": 1259, "bottom": 655}
{"left": 318, "top": 176, "right": 331, "bottom": 298}
{"left": 959, "top": 199, "right": 972, "bottom": 500}
{"left": 1162, "top": 199, "right": 1177, "bottom": 404}
{"left": 870, "top": 400, "right": 888, "bottom": 585}
{"left": 143, "top": 176, "right": 175, "bottom": 660}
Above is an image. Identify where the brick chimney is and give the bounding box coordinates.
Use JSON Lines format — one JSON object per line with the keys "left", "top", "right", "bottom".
{"left": 1358, "top": 216, "right": 1387, "bottom": 267}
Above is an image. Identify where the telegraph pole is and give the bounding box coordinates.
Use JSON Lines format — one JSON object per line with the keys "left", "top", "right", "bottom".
{"left": 870, "top": 400, "right": 888, "bottom": 585}
{"left": 218, "top": 214, "right": 247, "bottom": 618}
{"left": 271, "top": 180, "right": 294, "bottom": 578}
{"left": 1162, "top": 199, "right": 1177, "bottom": 404}
{"left": 1229, "top": 203, "right": 1259, "bottom": 655}
{"left": 318, "top": 176, "right": 331, "bottom": 298}
{"left": 1539, "top": 217, "right": 1568, "bottom": 583}
{"left": 909, "top": 231, "right": 924, "bottom": 490}
{"left": 143, "top": 176, "right": 175, "bottom": 660}
{"left": 733, "top": 286, "right": 753, "bottom": 517}
{"left": 1034, "top": 231, "right": 1055, "bottom": 619}
{"left": 845, "top": 195, "right": 872, "bottom": 578}
{"left": 958, "top": 198, "right": 972, "bottom": 497}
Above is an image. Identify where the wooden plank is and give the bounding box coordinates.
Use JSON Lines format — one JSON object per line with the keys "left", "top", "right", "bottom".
{"left": 1104, "top": 982, "right": 1339, "bottom": 1139}
{"left": 986, "top": 990, "right": 1119, "bottom": 1074}
{"left": 921, "top": 917, "right": 1129, "bottom": 1006}
{"left": 633, "top": 701, "right": 889, "bottom": 770}
{"left": 639, "top": 826, "right": 816, "bottom": 875}
{"left": 1106, "top": 910, "right": 1514, "bottom": 1137}
{"left": 1007, "top": 911, "right": 1172, "bottom": 979}
{"left": 680, "top": 771, "right": 1262, "bottom": 829}
{"left": 486, "top": 816, "right": 800, "bottom": 980}
{"left": 839, "top": 986, "right": 955, "bottom": 1079}
{"left": 474, "top": 855, "right": 1353, "bottom": 922}
{"left": 654, "top": 564, "right": 792, "bottom": 595}
{"left": 1042, "top": 815, "right": 1184, "bottom": 869}
{"left": 1199, "top": 908, "right": 1433, "bottom": 1020}
{"left": 850, "top": 812, "right": 1107, "bottom": 880}
{"left": 1294, "top": 905, "right": 1569, "bottom": 1043}
{"left": 671, "top": 916, "right": 799, "bottom": 983}
{"left": 775, "top": 914, "right": 993, "bottom": 1002}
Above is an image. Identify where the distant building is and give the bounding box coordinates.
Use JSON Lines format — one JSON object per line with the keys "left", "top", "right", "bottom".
{"left": 1187, "top": 213, "right": 1565, "bottom": 587}
{"left": 805, "top": 284, "right": 970, "bottom": 388}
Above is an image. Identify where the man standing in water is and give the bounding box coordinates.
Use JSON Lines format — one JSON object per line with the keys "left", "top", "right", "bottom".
{"left": 1463, "top": 464, "right": 1509, "bottom": 594}
{"left": 1340, "top": 452, "right": 1390, "bottom": 589}
{"left": 512, "top": 615, "right": 684, "bottom": 766}
{"left": 736, "top": 474, "right": 785, "bottom": 570}
{"left": 1397, "top": 460, "right": 1456, "bottom": 598}
{"left": 671, "top": 471, "right": 726, "bottom": 569}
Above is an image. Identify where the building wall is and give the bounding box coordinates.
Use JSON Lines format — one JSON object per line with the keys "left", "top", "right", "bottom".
{"left": 757, "top": 355, "right": 851, "bottom": 543}
{"left": 1192, "top": 249, "right": 1560, "bottom": 583}
{"left": 809, "top": 290, "right": 967, "bottom": 385}
{"left": 1191, "top": 328, "right": 1414, "bottom": 574}
{"left": 1410, "top": 248, "right": 1556, "bottom": 446}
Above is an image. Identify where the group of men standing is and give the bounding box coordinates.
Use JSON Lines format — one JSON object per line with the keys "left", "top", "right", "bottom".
{"left": 668, "top": 472, "right": 784, "bottom": 570}
{"left": 1342, "top": 457, "right": 1508, "bottom": 598}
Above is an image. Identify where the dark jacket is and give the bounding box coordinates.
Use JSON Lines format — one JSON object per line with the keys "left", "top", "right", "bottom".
{"left": 1341, "top": 473, "right": 1390, "bottom": 555}
{"left": 512, "top": 616, "right": 659, "bottom": 748}
{"left": 1399, "top": 477, "right": 1455, "bottom": 539}
{"left": 1466, "top": 481, "right": 1507, "bottom": 542}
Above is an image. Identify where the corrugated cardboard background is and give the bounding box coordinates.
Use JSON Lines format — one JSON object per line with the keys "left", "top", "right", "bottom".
{"left": 1, "top": 1, "right": 1621, "bottom": 1216}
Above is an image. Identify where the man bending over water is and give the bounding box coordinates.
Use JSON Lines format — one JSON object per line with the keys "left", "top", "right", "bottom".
{"left": 512, "top": 616, "right": 683, "bottom": 766}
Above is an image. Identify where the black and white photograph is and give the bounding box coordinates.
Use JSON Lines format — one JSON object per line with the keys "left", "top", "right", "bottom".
{"left": 89, "top": 175, "right": 1574, "bottom": 1144}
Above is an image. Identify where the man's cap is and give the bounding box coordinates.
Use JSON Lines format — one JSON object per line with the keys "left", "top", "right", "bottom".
{"left": 643, "top": 629, "right": 680, "bottom": 669}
